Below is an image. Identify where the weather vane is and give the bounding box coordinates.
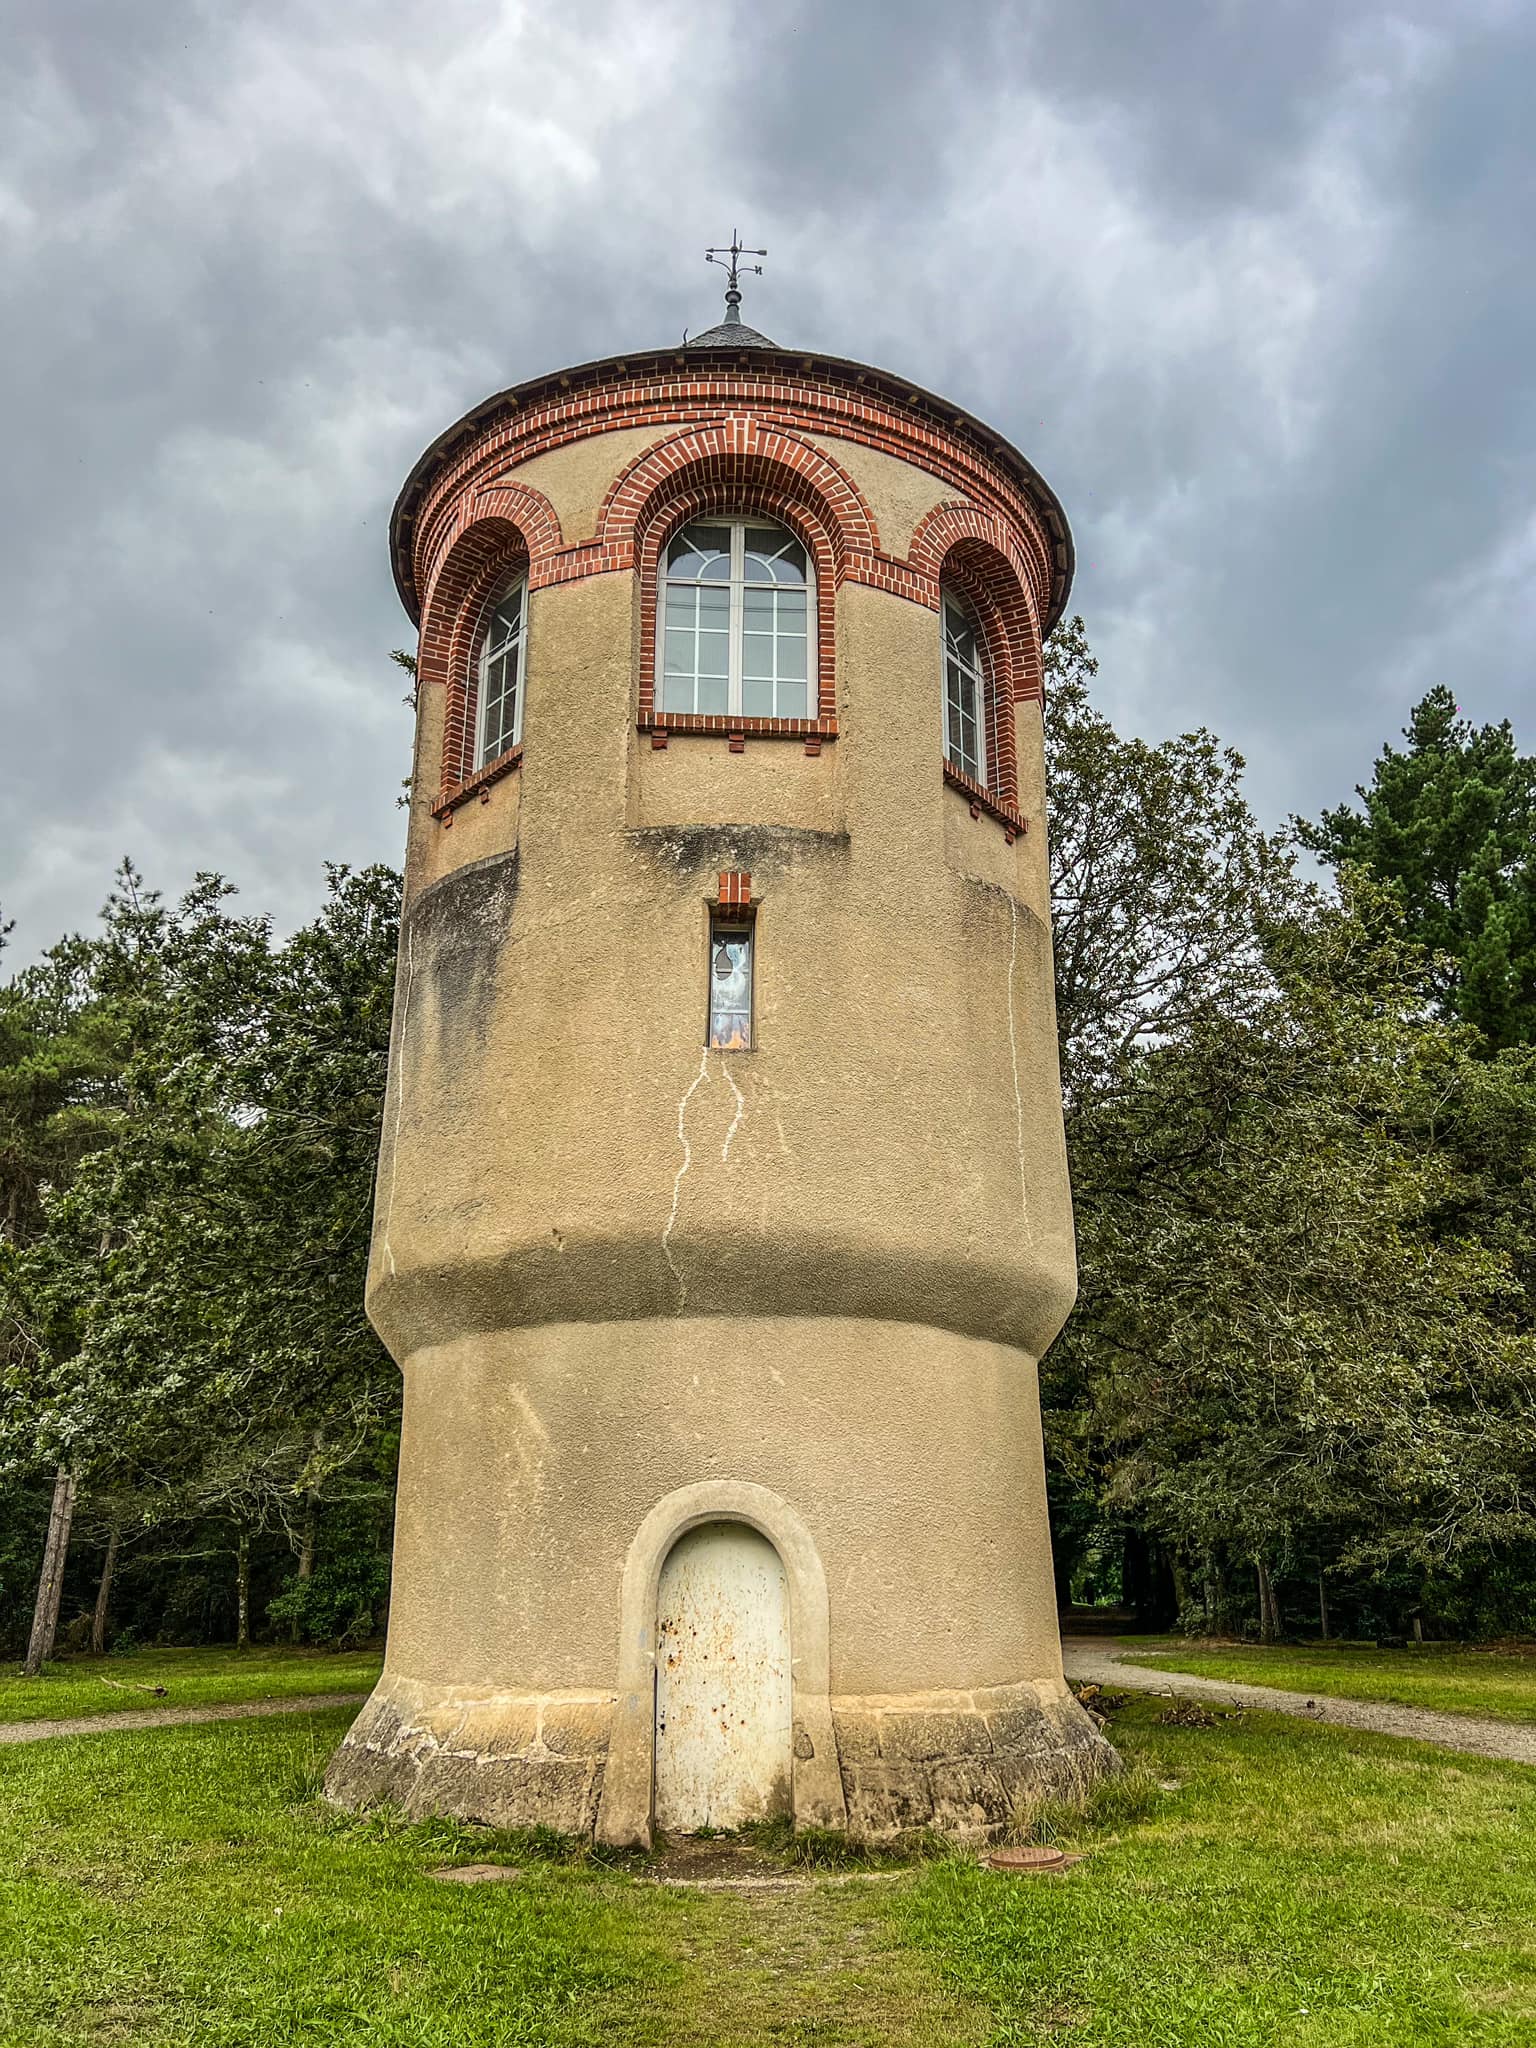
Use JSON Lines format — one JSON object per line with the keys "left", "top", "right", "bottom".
{"left": 706, "top": 230, "right": 767, "bottom": 326}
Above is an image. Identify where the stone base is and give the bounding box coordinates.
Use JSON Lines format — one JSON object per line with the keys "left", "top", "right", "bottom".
{"left": 832, "top": 1681, "right": 1117, "bottom": 1841}
{"left": 326, "top": 1673, "right": 1115, "bottom": 1843}
{"left": 324, "top": 1675, "right": 614, "bottom": 1835}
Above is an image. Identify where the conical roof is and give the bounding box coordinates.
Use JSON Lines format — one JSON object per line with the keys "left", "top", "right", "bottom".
{"left": 686, "top": 319, "right": 777, "bottom": 349}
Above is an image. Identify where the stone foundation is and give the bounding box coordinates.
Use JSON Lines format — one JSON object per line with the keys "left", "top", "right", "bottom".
{"left": 324, "top": 1675, "right": 614, "bottom": 1834}
{"left": 832, "top": 1681, "right": 1116, "bottom": 1840}
{"left": 326, "top": 1673, "right": 1114, "bottom": 1843}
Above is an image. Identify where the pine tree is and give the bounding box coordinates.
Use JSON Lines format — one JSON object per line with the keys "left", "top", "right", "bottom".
{"left": 1297, "top": 686, "right": 1536, "bottom": 1047}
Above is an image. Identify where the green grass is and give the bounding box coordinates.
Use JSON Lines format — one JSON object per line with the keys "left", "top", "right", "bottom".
{"left": 0, "top": 1645, "right": 381, "bottom": 1724}
{"left": 894, "top": 1697, "right": 1536, "bottom": 2044}
{"left": 3, "top": 1697, "right": 1536, "bottom": 2043}
{"left": 1124, "top": 1640, "right": 1536, "bottom": 1723}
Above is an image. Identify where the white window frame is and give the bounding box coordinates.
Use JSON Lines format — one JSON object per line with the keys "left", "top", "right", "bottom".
{"left": 658, "top": 518, "right": 816, "bottom": 721}
{"left": 473, "top": 574, "right": 529, "bottom": 771}
{"left": 941, "top": 588, "right": 989, "bottom": 786}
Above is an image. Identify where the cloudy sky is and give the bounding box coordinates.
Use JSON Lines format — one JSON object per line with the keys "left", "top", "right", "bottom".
{"left": 3, "top": 0, "right": 1531, "bottom": 957}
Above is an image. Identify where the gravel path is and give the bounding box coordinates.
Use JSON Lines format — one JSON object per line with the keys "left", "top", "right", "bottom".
{"left": 0, "top": 1691, "right": 369, "bottom": 1746}
{"left": 1061, "top": 1639, "right": 1536, "bottom": 1767}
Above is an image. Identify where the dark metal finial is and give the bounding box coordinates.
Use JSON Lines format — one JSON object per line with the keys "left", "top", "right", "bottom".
{"left": 706, "top": 229, "right": 767, "bottom": 326}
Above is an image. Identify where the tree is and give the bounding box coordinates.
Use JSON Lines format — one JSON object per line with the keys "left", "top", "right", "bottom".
{"left": 0, "top": 863, "right": 402, "bottom": 1654}
{"left": 1297, "top": 685, "right": 1536, "bottom": 1047}
{"left": 1044, "top": 617, "right": 1301, "bottom": 1105}
{"left": 1048, "top": 881, "right": 1536, "bottom": 1626}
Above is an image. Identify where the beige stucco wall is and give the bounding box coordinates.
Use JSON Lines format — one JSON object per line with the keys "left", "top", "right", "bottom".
{"left": 372, "top": 565, "right": 1072, "bottom": 1362}
{"left": 807, "top": 433, "right": 952, "bottom": 560}
{"left": 385, "top": 1316, "right": 1063, "bottom": 1698}
{"left": 494, "top": 424, "right": 663, "bottom": 546}
{"left": 340, "top": 405, "right": 1098, "bottom": 1837}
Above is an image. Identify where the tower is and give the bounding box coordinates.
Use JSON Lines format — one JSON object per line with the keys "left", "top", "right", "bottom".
{"left": 327, "top": 259, "right": 1114, "bottom": 1842}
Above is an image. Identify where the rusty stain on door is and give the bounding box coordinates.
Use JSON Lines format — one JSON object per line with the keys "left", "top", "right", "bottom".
{"left": 654, "top": 1520, "right": 792, "bottom": 1833}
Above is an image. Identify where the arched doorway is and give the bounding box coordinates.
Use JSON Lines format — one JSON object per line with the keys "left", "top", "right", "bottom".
{"left": 653, "top": 1520, "right": 792, "bottom": 1832}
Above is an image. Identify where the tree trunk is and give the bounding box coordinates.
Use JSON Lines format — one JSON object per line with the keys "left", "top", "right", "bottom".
{"left": 1256, "top": 1557, "right": 1278, "bottom": 1644}
{"left": 1317, "top": 1567, "right": 1331, "bottom": 1642}
{"left": 1412, "top": 1615, "right": 1425, "bottom": 1644}
{"left": 236, "top": 1527, "right": 251, "bottom": 1650}
{"left": 288, "top": 1496, "right": 317, "bottom": 1643}
{"left": 24, "top": 1468, "right": 77, "bottom": 1678}
{"left": 91, "top": 1524, "right": 120, "bottom": 1656}
{"left": 1170, "top": 1555, "right": 1192, "bottom": 1621}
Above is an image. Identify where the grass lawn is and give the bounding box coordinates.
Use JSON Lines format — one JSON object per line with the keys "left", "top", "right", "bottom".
{"left": 1125, "top": 1641, "right": 1536, "bottom": 1724}
{"left": 0, "top": 1645, "right": 381, "bottom": 1724}
{"left": 3, "top": 1697, "right": 1535, "bottom": 2045}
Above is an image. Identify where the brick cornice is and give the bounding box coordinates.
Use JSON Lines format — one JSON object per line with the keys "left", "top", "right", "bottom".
{"left": 408, "top": 354, "right": 1067, "bottom": 821}
{"left": 395, "top": 351, "right": 1072, "bottom": 633}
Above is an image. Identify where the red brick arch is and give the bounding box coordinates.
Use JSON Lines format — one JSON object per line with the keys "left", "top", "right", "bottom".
{"left": 598, "top": 420, "right": 880, "bottom": 571}
{"left": 420, "top": 514, "right": 538, "bottom": 799}
{"left": 417, "top": 479, "right": 563, "bottom": 623}
{"left": 909, "top": 501, "right": 1047, "bottom": 816}
{"left": 593, "top": 426, "right": 881, "bottom": 737}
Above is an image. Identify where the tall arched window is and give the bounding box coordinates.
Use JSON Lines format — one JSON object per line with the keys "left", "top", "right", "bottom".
{"left": 941, "top": 589, "right": 988, "bottom": 785}
{"left": 475, "top": 576, "right": 528, "bottom": 768}
{"left": 661, "top": 519, "right": 812, "bottom": 720}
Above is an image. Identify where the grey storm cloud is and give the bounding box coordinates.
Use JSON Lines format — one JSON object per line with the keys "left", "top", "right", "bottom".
{"left": 2, "top": 0, "right": 1532, "bottom": 956}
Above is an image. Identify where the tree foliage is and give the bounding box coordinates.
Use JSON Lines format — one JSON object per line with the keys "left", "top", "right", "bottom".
{"left": 1297, "top": 684, "right": 1536, "bottom": 1047}
{"left": 1044, "top": 618, "right": 1299, "bottom": 1104}
{"left": 0, "top": 863, "right": 401, "bottom": 1651}
{"left": 1044, "top": 640, "right": 1536, "bottom": 1638}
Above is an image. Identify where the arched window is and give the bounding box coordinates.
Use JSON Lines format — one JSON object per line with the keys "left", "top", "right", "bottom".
{"left": 661, "top": 519, "right": 812, "bottom": 720}
{"left": 941, "top": 589, "right": 988, "bottom": 785}
{"left": 474, "top": 576, "right": 528, "bottom": 768}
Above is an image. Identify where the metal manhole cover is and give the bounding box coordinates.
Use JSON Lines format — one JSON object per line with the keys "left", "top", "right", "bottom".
{"left": 984, "top": 1844, "right": 1082, "bottom": 1874}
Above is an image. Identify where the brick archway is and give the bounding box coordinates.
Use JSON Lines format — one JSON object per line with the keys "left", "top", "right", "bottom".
{"left": 420, "top": 514, "right": 538, "bottom": 799}
{"left": 417, "top": 479, "right": 563, "bottom": 622}
{"left": 910, "top": 501, "right": 1045, "bottom": 816}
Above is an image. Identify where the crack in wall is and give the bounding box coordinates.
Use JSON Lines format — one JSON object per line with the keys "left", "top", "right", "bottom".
{"left": 662, "top": 1046, "right": 711, "bottom": 1309}
{"left": 721, "top": 1062, "right": 746, "bottom": 1162}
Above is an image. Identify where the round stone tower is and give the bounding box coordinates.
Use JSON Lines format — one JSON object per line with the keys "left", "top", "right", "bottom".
{"left": 326, "top": 281, "right": 1114, "bottom": 1843}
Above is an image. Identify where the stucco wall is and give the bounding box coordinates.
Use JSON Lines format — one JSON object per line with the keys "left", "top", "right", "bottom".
{"left": 384, "top": 1314, "right": 1064, "bottom": 1699}
{"left": 372, "top": 565, "right": 1073, "bottom": 1363}
{"left": 336, "top": 383, "right": 1097, "bottom": 1839}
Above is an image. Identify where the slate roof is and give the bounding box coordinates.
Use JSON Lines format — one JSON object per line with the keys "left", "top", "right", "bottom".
{"left": 685, "top": 318, "right": 777, "bottom": 349}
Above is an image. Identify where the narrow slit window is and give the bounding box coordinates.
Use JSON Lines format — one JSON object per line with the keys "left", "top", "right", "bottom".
{"left": 708, "top": 922, "right": 754, "bottom": 1051}
{"left": 475, "top": 575, "right": 528, "bottom": 769}
{"left": 941, "top": 590, "right": 987, "bottom": 786}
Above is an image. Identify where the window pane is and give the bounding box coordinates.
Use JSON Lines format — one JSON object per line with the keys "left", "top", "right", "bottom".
{"left": 698, "top": 673, "right": 728, "bottom": 714}
{"left": 775, "top": 629, "right": 807, "bottom": 681}
{"left": 744, "top": 527, "right": 807, "bottom": 585}
{"left": 742, "top": 677, "right": 774, "bottom": 718}
{"left": 477, "top": 579, "right": 525, "bottom": 767}
{"left": 663, "top": 627, "right": 695, "bottom": 680}
{"left": 668, "top": 525, "right": 732, "bottom": 581}
{"left": 698, "top": 629, "right": 729, "bottom": 679}
{"left": 777, "top": 678, "right": 808, "bottom": 719}
{"left": 709, "top": 927, "right": 753, "bottom": 1051}
{"left": 743, "top": 630, "right": 774, "bottom": 682}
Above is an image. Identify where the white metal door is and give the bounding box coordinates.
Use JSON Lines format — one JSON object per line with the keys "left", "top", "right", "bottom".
{"left": 654, "top": 1521, "right": 792, "bottom": 1833}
